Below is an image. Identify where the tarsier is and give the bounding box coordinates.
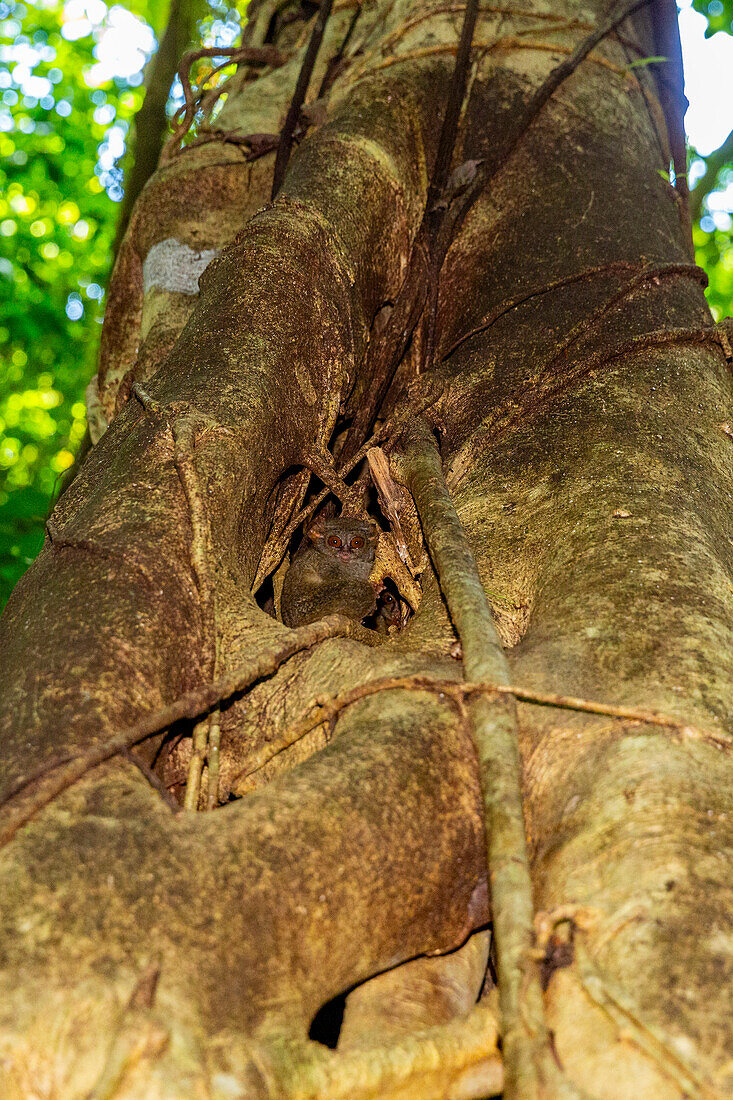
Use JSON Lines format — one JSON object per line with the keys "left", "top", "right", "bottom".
{"left": 375, "top": 588, "right": 402, "bottom": 633}
{"left": 281, "top": 517, "right": 379, "bottom": 628}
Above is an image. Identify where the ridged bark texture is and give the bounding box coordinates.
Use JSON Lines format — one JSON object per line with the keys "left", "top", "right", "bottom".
{"left": 0, "top": 1, "right": 730, "bottom": 1096}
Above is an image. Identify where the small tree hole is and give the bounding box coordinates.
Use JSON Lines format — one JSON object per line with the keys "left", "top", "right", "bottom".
{"left": 308, "top": 991, "right": 346, "bottom": 1048}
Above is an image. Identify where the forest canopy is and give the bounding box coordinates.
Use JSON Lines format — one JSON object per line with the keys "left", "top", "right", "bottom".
{"left": 0, "top": 0, "right": 731, "bottom": 606}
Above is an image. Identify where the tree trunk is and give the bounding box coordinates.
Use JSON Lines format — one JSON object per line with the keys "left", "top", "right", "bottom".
{"left": 1, "top": 1, "right": 731, "bottom": 1097}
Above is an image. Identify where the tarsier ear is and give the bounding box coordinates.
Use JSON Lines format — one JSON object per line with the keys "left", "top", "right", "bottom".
{"left": 307, "top": 516, "right": 325, "bottom": 541}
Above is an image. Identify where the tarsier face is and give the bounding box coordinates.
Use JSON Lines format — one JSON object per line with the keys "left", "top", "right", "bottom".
{"left": 379, "top": 590, "right": 400, "bottom": 623}
{"left": 311, "top": 518, "right": 376, "bottom": 566}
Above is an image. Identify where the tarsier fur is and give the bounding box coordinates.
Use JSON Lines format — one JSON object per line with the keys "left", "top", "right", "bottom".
{"left": 281, "top": 516, "right": 380, "bottom": 628}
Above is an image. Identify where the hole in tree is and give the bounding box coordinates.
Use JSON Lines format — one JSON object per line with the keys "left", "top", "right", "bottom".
{"left": 254, "top": 572, "right": 276, "bottom": 618}
{"left": 255, "top": 453, "right": 419, "bottom": 632}
{"left": 309, "top": 990, "right": 346, "bottom": 1048}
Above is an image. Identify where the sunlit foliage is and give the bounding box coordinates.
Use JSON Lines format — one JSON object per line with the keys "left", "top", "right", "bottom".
{"left": 692, "top": 0, "right": 732, "bottom": 36}
{"left": 0, "top": 0, "right": 731, "bottom": 606}
{"left": 695, "top": 221, "right": 733, "bottom": 319}
{"left": 688, "top": 0, "right": 733, "bottom": 319}
{"left": 0, "top": 0, "right": 152, "bottom": 600}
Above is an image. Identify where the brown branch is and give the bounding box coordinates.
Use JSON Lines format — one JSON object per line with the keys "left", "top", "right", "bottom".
{"left": 169, "top": 129, "right": 280, "bottom": 158}
{"left": 543, "top": 262, "right": 706, "bottom": 367}
{"left": 271, "top": 0, "right": 335, "bottom": 199}
{"left": 161, "top": 46, "right": 284, "bottom": 162}
{"left": 473, "top": 323, "right": 733, "bottom": 458}
{"left": 422, "top": 0, "right": 479, "bottom": 377}
{"left": 353, "top": 6, "right": 642, "bottom": 82}
{"left": 301, "top": 447, "right": 352, "bottom": 501}
{"left": 427, "top": 0, "right": 480, "bottom": 210}
{"left": 335, "top": 240, "right": 431, "bottom": 464}
{"left": 121, "top": 750, "right": 180, "bottom": 813}
{"left": 249, "top": 675, "right": 730, "bottom": 782}
{"left": 0, "top": 615, "right": 379, "bottom": 849}
{"left": 442, "top": 259, "right": 642, "bottom": 361}
{"left": 368, "top": 38, "right": 633, "bottom": 77}
{"left": 317, "top": 2, "right": 361, "bottom": 98}
{"left": 438, "top": 0, "right": 655, "bottom": 258}
{"left": 340, "top": 0, "right": 651, "bottom": 468}
{"left": 556, "top": 321, "right": 733, "bottom": 377}
{"left": 338, "top": 0, "right": 479, "bottom": 464}
{"left": 378, "top": 4, "right": 570, "bottom": 52}
{"left": 398, "top": 419, "right": 559, "bottom": 1099}
{"left": 234, "top": 677, "right": 469, "bottom": 788}
{"left": 371, "top": 4, "right": 565, "bottom": 63}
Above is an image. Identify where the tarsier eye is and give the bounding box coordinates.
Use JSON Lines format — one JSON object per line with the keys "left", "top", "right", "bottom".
{"left": 350, "top": 536, "right": 365, "bottom": 550}
{"left": 326, "top": 535, "right": 343, "bottom": 549}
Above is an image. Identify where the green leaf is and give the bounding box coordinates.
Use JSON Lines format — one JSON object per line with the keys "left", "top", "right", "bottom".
{"left": 625, "top": 55, "right": 667, "bottom": 69}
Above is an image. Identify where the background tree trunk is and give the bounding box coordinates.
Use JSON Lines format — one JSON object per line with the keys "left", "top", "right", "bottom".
{"left": 1, "top": 0, "right": 731, "bottom": 1096}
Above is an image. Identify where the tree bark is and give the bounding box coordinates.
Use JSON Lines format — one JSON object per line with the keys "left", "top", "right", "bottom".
{"left": 1, "top": 1, "right": 731, "bottom": 1097}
